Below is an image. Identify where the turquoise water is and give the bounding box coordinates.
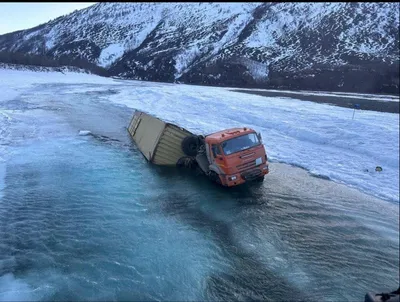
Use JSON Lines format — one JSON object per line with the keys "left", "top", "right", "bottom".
{"left": 0, "top": 84, "right": 398, "bottom": 301}
{"left": 1, "top": 138, "right": 219, "bottom": 301}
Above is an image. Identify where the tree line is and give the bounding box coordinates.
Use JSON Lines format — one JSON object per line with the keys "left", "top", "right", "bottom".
{"left": 0, "top": 51, "right": 109, "bottom": 76}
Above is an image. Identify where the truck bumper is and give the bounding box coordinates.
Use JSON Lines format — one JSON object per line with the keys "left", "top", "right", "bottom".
{"left": 222, "top": 163, "right": 269, "bottom": 187}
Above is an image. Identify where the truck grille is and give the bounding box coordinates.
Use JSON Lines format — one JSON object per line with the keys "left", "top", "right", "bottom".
{"left": 241, "top": 169, "right": 262, "bottom": 180}
{"left": 237, "top": 160, "right": 256, "bottom": 172}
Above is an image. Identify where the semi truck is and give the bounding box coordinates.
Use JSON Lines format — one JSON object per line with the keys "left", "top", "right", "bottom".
{"left": 127, "top": 110, "right": 269, "bottom": 187}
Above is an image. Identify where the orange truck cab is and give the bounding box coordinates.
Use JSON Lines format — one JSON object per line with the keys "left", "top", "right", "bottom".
{"left": 203, "top": 128, "right": 269, "bottom": 186}
{"left": 179, "top": 127, "right": 269, "bottom": 186}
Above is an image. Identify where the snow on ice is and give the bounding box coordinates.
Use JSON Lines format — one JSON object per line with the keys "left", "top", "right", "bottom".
{"left": 78, "top": 130, "right": 92, "bottom": 136}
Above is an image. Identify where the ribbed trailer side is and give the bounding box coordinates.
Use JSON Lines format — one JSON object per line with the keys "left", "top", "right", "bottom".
{"left": 127, "top": 111, "right": 193, "bottom": 166}
{"left": 152, "top": 124, "right": 193, "bottom": 166}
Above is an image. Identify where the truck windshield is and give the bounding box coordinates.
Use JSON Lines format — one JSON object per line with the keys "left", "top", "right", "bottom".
{"left": 221, "top": 133, "right": 260, "bottom": 155}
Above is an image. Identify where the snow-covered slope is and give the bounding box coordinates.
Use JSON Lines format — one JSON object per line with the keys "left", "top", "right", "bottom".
{"left": 0, "top": 3, "right": 398, "bottom": 94}
{"left": 0, "top": 67, "right": 398, "bottom": 203}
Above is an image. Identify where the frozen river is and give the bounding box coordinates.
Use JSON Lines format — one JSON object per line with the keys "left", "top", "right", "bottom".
{"left": 0, "top": 78, "right": 398, "bottom": 301}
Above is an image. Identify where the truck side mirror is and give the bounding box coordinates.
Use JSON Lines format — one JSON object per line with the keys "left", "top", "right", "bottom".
{"left": 257, "top": 132, "right": 262, "bottom": 142}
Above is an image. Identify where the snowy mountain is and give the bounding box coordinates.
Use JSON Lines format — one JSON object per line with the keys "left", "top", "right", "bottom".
{"left": 0, "top": 2, "right": 399, "bottom": 94}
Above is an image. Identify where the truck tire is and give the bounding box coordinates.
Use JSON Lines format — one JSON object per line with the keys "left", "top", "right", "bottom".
{"left": 208, "top": 171, "right": 222, "bottom": 185}
{"left": 181, "top": 135, "right": 200, "bottom": 156}
{"left": 176, "top": 156, "right": 197, "bottom": 169}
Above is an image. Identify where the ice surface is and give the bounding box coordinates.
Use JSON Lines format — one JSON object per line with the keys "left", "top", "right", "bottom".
{"left": 229, "top": 87, "right": 400, "bottom": 102}
{"left": 78, "top": 130, "right": 92, "bottom": 136}
{"left": 0, "top": 66, "right": 398, "bottom": 204}
{"left": 107, "top": 82, "right": 400, "bottom": 203}
{"left": 0, "top": 68, "right": 120, "bottom": 102}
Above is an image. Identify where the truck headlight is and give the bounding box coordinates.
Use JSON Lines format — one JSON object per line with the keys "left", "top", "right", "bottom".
{"left": 228, "top": 175, "right": 237, "bottom": 181}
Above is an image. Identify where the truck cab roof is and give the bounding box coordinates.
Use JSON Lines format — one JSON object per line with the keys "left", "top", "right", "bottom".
{"left": 206, "top": 127, "right": 255, "bottom": 144}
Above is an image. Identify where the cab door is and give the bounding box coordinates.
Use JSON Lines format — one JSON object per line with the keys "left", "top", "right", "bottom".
{"left": 210, "top": 144, "right": 225, "bottom": 172}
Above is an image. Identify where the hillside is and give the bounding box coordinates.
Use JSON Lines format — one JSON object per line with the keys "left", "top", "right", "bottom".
{"left": 0, "top": 2, "right": 398, "bottom": 94}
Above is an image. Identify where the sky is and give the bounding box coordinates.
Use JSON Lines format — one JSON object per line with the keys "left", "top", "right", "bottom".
{"left": 0, "top": 2, "right": 96, "bottom": 35}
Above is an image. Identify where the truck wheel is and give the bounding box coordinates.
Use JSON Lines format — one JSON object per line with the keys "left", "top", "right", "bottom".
{"left": 208, "top": 171, "right": 222, "bottom": 185}
{"left": 181, "top": 135, "right": 200, "bottom": 156}
{"left": 176, "top": 156, "right": 196, "bottom": 169}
